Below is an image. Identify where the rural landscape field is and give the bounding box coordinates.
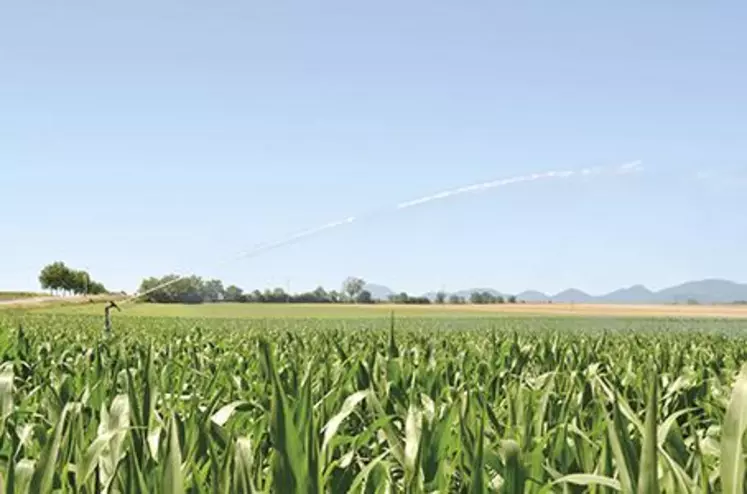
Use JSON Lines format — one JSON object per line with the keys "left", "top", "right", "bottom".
{"left": 5, "top": 1, "right": 747, "bottom": 492}
{"left": 2, "top": 304, "right": 747, "bottom": 493}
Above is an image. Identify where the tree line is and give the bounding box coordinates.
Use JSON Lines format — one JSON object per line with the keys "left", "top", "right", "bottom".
{"left": 136, "top": 275, "right": 371, "bottom": 304}
{"left": 135, "top": 274, "right": 522, "bottom": 305}
{"left": 38, "top": 262, "right": 107, "bottom": 295}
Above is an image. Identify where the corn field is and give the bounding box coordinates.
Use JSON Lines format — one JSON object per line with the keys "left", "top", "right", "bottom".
{"left": 1, "top": 313, "right": 747, "bottom": 493}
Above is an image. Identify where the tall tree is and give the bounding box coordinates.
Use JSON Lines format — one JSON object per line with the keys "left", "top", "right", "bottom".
{"left": 137, "top": 274, "right": 201, "bottom": 303}
{"left": 224, "top": 285, "right": 244, "bottom": 302}
{"left": 39, "top": 262, "right": 106, "bottom": 296}
{"left": 39, "top": 261, "right": 70, "bottom": 294}
{"left": 342, "top": 277, "right": 366, "bottom": 302}
{"left": 202, "top": 279, "right": 225, "bottom": 303}
{"left": 87, "top": 281, "right": 107, "bottom": 295}
{"left": 271, "top": 287, "right": 289, "bottom": 303}
{"left": 311, "top": 286, "right": 329, "bottom": 303}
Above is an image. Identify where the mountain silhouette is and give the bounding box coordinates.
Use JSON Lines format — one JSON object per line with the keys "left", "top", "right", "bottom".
{"left": 363, "top": 283, "right": 395, "bottom": 301}
{"left": 366, "top": 279, "right": 747, "bottom": 303}
{"left": 597, "top": 284, "right": 655, "bottom": 303}
{"left": 551, "top": 288, "right": 593, "bottom": 303}
{"left": 516, "top": 290, "right": 550, "bottom": 302}
{"left": 654, "top": 279, "right": 747, "bottom": 304}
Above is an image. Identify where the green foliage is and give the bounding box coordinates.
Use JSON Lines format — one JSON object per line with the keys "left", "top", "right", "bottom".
{"left": 388, "top": 292, "right": 432, "bottom": 304}
{"left": 138, "top": 276, "right": 354, "bottom": 304}
{"left": 223, "top": 285, "right": 244, "bottom": 302}
{"left": 355, "top": 290, "right": 374, "bottom": 304}
{"left": 138, "top": 275, "right": 213, "bottom": 303}
{"left": 1, "top": 313, "right": 746, "bottom": 492}
{"left": 342, "top": 276, "right": 366, "bottom": 302}
{"left": 38, "top": 261, "right": 107, "bottom": 295}
{"left": 469, "top": 290, "right": 506, "bottom": 304}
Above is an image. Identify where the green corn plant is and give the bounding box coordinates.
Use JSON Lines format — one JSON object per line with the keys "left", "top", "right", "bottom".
{"left": 0, "top": 311, "right": 746, "bottom": 492}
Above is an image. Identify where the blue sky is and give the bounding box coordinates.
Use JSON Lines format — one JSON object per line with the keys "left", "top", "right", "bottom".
{"left": 2, "top": 1, "right": 746, "bottom": 296}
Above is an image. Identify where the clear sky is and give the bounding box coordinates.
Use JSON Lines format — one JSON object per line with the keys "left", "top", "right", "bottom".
{"left": 2, "top": 1, "right": 746, "bottom": 296}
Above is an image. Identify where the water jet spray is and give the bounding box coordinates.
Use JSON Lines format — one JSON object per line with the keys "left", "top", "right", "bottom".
{"left": 122, "top": 159, "right": 643, "bottom": 307}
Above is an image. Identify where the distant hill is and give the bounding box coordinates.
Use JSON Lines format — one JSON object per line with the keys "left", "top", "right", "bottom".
{"left": 363, "top": 283, "right": 394, "bottom": 301}
{"left": 551, "top": 288, "right": 593, "bottom": 303}
{"left": 654, "top": 279, "right": 747, "bottom": 304}
{"left": 367, "top": 279, "right": 747, "bottom": 304}
{"left": 516, "top": 290, "right": 550, "bottom": 303}
{"left": 540, "top": 280, "right": 747, "bottom": 304}
{"left": 597, "top": 284, "right": 655, "bottom": 304}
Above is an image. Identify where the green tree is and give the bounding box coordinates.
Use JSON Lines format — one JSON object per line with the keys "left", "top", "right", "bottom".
{"left": 137, "top": 274, "right": 203, "bottom": 303}
{"left": 39, "top": 261, "right": 71, "bottom": 294}
{"left": 39, "top": 262, "right": 106, "bottom": 296}
{"left": 389, "top": 292, "right": 431, "bottom": 304}
{"left": 70, "top": 270, "right": 89, "bottom": 295}
{"left": 87, "top": 281, "right": 107, "bottom": 295}
{"left": 311, "top": 286, "right": 329, "bottom": 303}
{"left": 272, "top": 287, "right": 289, "bottom": 303}
{"left": 342, "top": 277, "right": 366, "bottom": 302}
{"left": 224, "top": 285, "right": 244, "bottom": 302}
{"left": 356, "top": 290, "right": 374, "bottom": 304}
{"left": 202, "top": 279, "right": 225, "bottom": 302}
{"left": 389, "top": 292, "right": 409, "bottom": 304}
{"left": 435, "top": 291, "right": 446, "bottom": 304}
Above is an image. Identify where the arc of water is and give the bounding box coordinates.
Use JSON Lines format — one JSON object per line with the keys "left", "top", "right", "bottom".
{"left": 123, "top": 160, "right": 642, "bottom": 305}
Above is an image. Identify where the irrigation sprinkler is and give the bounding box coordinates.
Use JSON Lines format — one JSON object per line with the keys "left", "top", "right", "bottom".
{"left": 104, "top": 300, "right": 121, "bottom": 335}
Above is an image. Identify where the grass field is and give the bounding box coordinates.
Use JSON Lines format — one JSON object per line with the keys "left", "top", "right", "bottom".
{"left": 25, "top": 300, "right": 747, "bottom": 319}
{"left": 2, "top": 308, "right": 747, "bottom": 492}
{"left": 39, "top": 302, "right": 501, "bottom": 319}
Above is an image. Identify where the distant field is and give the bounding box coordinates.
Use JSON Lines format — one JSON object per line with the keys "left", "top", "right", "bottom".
{"left": 41, "top": 302, "right": 482, "bottom": 318}
{"left": 35, "top": 300, "right": 747, "bottom": 318}
{"left": 0, "top": 291, "right": 43, "bottom": 301}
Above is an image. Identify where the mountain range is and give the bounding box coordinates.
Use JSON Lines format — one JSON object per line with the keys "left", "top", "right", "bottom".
{"left": 364, "top": 279, "right": 747, "bottom": 304}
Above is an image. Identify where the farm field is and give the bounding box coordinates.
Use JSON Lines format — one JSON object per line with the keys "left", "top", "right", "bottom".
{"left": 1, "top": 312, "right": 747, "bottom": 492}
{"left": 0, "top": 292, "right": 44, "bottom": 302}
{"left": 22, "top": 300, "right": 747, "bottom": 319}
